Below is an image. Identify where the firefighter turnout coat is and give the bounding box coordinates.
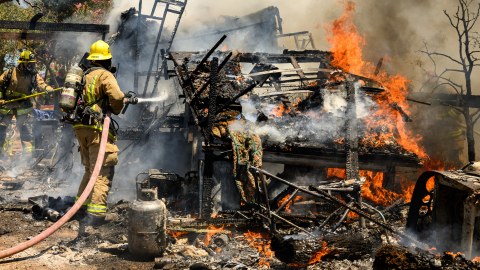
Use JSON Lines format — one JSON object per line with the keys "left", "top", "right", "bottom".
{"left": 0, "top": 67, "right": 53, "bottom": 115}
{"left": 74, "top": 65, "right": 125, "bottom": 216}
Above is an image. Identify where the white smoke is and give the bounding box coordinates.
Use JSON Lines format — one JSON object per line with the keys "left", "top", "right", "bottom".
{"left": 230, "top": 82, "right": 378, "bottom": 143}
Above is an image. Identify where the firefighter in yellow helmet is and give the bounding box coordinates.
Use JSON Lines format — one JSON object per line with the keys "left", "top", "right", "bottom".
{"left": 0, "top": 51, "right": 54, "bottom": 159}
{"left": 74, "top": 40, "right": 125, "bottom": 226}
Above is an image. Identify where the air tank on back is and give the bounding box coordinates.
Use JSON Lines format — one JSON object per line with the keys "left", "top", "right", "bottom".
{"left": 128, "top": 181, "right": 167, "bottom": 259}
{"left": 59, "top": 66, "right": 83, "bottom": 113}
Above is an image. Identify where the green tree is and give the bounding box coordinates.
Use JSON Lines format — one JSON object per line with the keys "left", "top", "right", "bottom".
{"left": 0, "top": 0, "right": 112, "bottom": 80}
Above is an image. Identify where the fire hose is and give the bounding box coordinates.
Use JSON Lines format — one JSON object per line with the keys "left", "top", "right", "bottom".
{"left": 0, "top": 111, "right": 112, "bottom": 260}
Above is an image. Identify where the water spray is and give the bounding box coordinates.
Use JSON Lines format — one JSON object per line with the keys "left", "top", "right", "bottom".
{"left": 137, "top": 96, "right": 168, "bottom": 103}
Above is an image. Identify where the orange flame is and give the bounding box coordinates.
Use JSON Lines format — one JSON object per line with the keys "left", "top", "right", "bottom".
{"left": 325, "top": 1, "right": 364, "bottom": 74}
{"left": 202, "top": 225, "right": 224, "bottom": 246}
{"left": 277, "top": 195, "right": 304, "bottom": 213}
{"left": 473, "top": 257, "right": 480, "bottom": 262}
{"left": 347, "top": 211, "right": 359, "bottom": 218}
{"left": 325, "top": 0, "right": 426, "bottom": 159}
{"left": 322, "top": 1, "right": 461, "bottom": 204}
{"left": 269, "top": 105, "right": 291, "bottom": 117}
{"left": 167, "top": 230, "right": 189, "bottom": 238}
{"left": 360, "top": 170, "right": 404, "bottom": 206}
{"left": 243, "top": 230, "right": 274, "bottom": 267}
{"left": 290, "top": 241, "right": 331, "bottom": 267}
{"left": 309, "top": 241, "right": 330, "bottom": 264}
{"left": 445, "top": 252, "right": 465, "bottom": 258}
{"left": 326, "top": 158, "right": 454, "bottom": 206}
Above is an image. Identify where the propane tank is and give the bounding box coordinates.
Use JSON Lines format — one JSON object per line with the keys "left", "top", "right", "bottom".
{"left": 128, "top": 183, "right": 167, "bottom": 259}
{"left": 59, "top": 66, "right": 83, "bottom": 113}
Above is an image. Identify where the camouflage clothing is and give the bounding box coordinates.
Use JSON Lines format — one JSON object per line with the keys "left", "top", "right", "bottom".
{"left": 230, "top": 130, "right": 263, "bottom": 204}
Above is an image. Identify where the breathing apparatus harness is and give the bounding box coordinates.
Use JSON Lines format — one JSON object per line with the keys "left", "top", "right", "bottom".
{"left": 2, "top": 67, "right": 38, "bottom": 107}
{"left": 61, "top": 65, "right": 120, "bottom": 135}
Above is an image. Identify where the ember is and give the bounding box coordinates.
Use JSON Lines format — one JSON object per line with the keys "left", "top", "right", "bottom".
{"left": 269, "top": 105, "right": 291, "bottom": 117}
{"left": 277, "top": 194, "right": 304, "bottom": 213}
{"left": 202, "top": 225, "right": 224, "bottom": 246}
{"left": 445, "top": 252, "right": 466, "bottom": 258}
{"left": 243, "top": 230, "right": 274, "bottom": 267}
{"left": 308, "top": 241, "right": 330, "bottom": 264}
{"left": 168, "top": 230, "right": 189, "bottom": 238}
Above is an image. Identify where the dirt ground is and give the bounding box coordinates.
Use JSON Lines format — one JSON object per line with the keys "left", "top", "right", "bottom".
{"left": 0, "top": 209, "right": 156, "bottom": 270}
{"left": 0, "top": 135, "right": 155, "bottom": 270}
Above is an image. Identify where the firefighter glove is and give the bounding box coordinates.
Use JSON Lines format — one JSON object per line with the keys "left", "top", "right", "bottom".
{"left": 44, "top": 86, "right": 54, "bottom": 94}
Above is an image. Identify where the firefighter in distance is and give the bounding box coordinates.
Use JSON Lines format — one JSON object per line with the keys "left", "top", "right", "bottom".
{"left": 0, "top": 50, "right": 54, "bottom": 158}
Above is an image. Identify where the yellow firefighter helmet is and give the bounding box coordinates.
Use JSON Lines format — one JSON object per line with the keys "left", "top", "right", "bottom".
{"left": 86, "top": 40, "right": 112, "bottom": 60}
{"left": 17, "top": 51, "right": 36, "bottom": 63}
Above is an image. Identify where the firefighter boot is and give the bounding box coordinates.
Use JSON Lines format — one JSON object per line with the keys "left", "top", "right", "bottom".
{"left": 82, "top": 212, "right": 118, "bottom": 227}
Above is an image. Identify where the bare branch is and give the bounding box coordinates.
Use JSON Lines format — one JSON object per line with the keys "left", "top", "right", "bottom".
{"left": 473, "top": 111, "right": 480, "bottom": 125}
{"left": 22, "top": 0, "right": 39, "bottom": 9}
{"left": 467, "top": 3, "right": 480, "bottom": 32}
{"left": 444, "top": 68, "right": 467, "bottom": 73}
{"left": 471, "top": 108, "right": 480, "bottom": 117}
{"left": 419, "top": 50, "right": 463, "bottom": 65}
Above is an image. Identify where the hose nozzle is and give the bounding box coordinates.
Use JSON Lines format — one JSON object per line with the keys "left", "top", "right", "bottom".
{"left": 122, "top": 91, "right": 138, "bottom": 114}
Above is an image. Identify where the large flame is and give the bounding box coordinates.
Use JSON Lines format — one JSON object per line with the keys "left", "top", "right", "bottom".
{"left": 325, "top": 0, "right": 426, "bottom": 159}
{"left": 318, "top": 0, "right": 461, "bottom": 204}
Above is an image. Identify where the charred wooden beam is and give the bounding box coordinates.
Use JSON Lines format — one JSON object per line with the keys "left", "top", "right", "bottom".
{"left": 170, "top": 50, "right": 332, "bottom": 65}
{"left": 206, "top": 57, "right": 219, "bottom": 143}
{"left": 261, "top": 151, "right": 422, "bottom": 171}
{"left": 373, "top": 58, "right": 384, "bottom": 77}
{"left": 390, "top": 102, "right": 413, "bottom": 122}
{"left": 344, "top": 76, "right": 364, "bottom": 228}
{"left": 408, "top": 92, "right": 480, "bottom": 108}
{"left": 0, "top": 20, "right": 109, "bottom": 33}
{"left": 345, "top": 77, "right": 359, "bottom": 181}
{"left": 330, "top": 201, "right": 355, "bottom": 233}
{"left": 215, "top": 81, "right": 259, "bottom": 113}
{"left": 289, "top": 56, "right": 309, "bottom": 87}
{"left": 318, "top": 207, "right": 344, "bottom": 231}
{"left": 276, "top": 31, "right": 309, "bottom": 38}
{"left": 177, "top": 21, "right": 266, "bottom": 41}
{"left": 182, "top": 34, "right": 227, "bottom": 87}
{"left": 0, "top": 32, "right": 55, "bottom": 40}
{"left": 275, "top": 189, "right": 299, "bottom": 214}
{"left": 190, "top": 51, "right": 233, "bottom": 103}
{"left": 382, "top": 164, "right": 396, "bottom": 191}
{"left": 250, "top": 167, "right": 425, "bottom": 246}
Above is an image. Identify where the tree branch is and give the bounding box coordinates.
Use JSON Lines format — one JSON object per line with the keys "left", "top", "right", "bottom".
{"left": 473, "top": 111, "right": 480, "bottom": 125}
{"left": 419, "top": 50, "right": 463, "bottom": 65}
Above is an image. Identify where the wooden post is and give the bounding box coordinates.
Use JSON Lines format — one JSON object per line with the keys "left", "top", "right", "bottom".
{"left": 382, "top": 165, "right": 396, "bottom": 191}
{"left": 345, "top": 76, "right": 364, "bottom": 228}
